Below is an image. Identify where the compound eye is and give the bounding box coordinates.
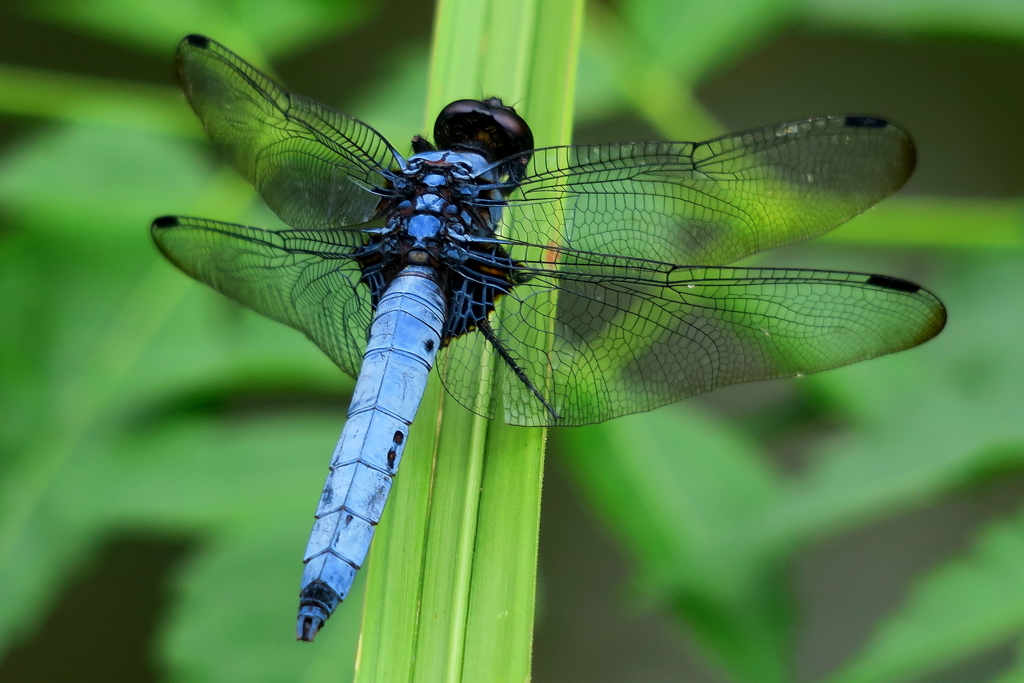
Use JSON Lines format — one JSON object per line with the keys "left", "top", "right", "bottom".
{"left": 436, "top": 99, "right": 484, "bottom": 126}
{"left": 489, "top": 108, "right": 533, "bottom": 152}
{"left": 433, "top": 98, "right": 534, "bottom": 166}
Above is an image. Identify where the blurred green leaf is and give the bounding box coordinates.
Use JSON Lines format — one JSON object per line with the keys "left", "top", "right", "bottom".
{"left": 0, "top": 409, "right": 363, "bottom": 678}
{"left": 164, "top": 524, "right": 364, "bottom": 683}
{"left": 554, "top": 250, "right": 1024, "bottom": 683}
{"left": 580, "top": 0, "right": 799, "bottom": 141}
{"left": 146, "top": 422, "right": 363, "bottom": 683}
{"left": 0, "top": 114, "right": 351, "bottom": 675}
{"left": 806, "top": 0, "right": 1024, "bottom": 40}
{"left": 0, "top": 63, "right": 192, "bottom": 135}
{"left": 991, "top": 642, "right": 1024, "bottom": 683}
{"left": 622, "top": 0, "right": 796, "bottom": 81}
{"left": 561, "top": 408, "right": 779, "bottom": 590}
{"left": 0, "top": 3, "right": 442, "bottom": 669}
{"left": 0, "top": 233, "right": 49, "bottom": 459}
{"left": 347, "top": 45, "right": 429, "bottom": 153}
{"left": 766, "top": 254, "right": 1024, "bottom": 548}
{"left": 559, "top": 406, "right": 791, "bottom": 683}
{"left": 824, "top": 197, "right": 1024, "bottom": 249}
{"left": 824, "top": 504, "right": 1024, "bottom": 683}
{"left": 581, "top": 4, "right": 722, "bottom": 141}
{"left": 0, "top": 123, "right": 212, "bottom": 234}
{"left": 29, "top": 0, "right": 374, "bottom": 60}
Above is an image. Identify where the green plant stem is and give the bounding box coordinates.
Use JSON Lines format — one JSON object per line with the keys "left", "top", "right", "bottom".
{"left": 353, "top": 1, "right": 583, "bottom": 682}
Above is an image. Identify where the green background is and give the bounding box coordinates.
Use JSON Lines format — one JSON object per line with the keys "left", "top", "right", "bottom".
{"left": 1, "top": 1, "right": 1023, "bottom": 682}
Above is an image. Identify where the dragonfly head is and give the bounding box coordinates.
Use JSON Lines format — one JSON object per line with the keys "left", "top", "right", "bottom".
{"left": 434, "top": 98, "right": 533, "bottom": 182}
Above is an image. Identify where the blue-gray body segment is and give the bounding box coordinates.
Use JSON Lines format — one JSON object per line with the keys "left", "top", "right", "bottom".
{"left": 296, "top": 265, "right": 445, "bottom": 634}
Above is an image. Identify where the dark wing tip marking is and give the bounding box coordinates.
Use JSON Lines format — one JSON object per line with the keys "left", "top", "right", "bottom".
{"left": 866, "top": 274, "right": 921, "bottom": 293}
{"left": 152, "top": 215, "right": 180, "bottom": 229}
{"left": 184, "top": 34, "right": 210, "bottom": 48}
{"left": 845, "top": 115, "right": 889, "bottom": 129}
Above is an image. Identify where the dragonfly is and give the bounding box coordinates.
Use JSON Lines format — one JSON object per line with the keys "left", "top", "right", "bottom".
{"left": 152, "top": 35, "right": 946, "bottom": 641}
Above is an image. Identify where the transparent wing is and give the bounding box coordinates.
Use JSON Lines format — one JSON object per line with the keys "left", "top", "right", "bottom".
{"left": 151, "top": 216, "right": 372, "bottom": 377}
{"left": 452, "top": 249, "right": 945, "bottom": 426}
{"left": 176, "top": 35, "right": 399, "bottom": 231}
{"left": 493, "top": 116, "right": 915, "bottom": 266}
{"left": 437, "top": 332, "right": 496, "bottom": 419}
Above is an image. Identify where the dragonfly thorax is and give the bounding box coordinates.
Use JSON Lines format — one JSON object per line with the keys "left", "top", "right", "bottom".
{"left": 405, "top": 149, "right": 494, "bottom": 180}
{"left": 355, "top": 148, "right": 519, "bottom": 342}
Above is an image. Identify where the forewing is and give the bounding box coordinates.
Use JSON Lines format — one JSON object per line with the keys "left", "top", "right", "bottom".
{"left": 176, "top": 35, "right": 399, "bottom": 230}
{"left": 151, "top": 216, "right": 372, "bottom": 377}
{"left": 486, "top": 254, "right": 945, "bottom": 426}
{"left": 496, "top": 116, "right": 914, "bottom": 265}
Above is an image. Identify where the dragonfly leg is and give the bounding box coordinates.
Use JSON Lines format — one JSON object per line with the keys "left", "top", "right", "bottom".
{"left": 478, "top": 319, "right": 559, "bottom": 421}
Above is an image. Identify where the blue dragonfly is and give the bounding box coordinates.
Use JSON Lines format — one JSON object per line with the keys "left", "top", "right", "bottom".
{"left": 152, "top": 35, "right": 946, "bottom": 641}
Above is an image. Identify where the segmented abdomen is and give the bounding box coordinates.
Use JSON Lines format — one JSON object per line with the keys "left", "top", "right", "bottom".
{"left": 296, "top": 265, "right": 445, "bottom": 640}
